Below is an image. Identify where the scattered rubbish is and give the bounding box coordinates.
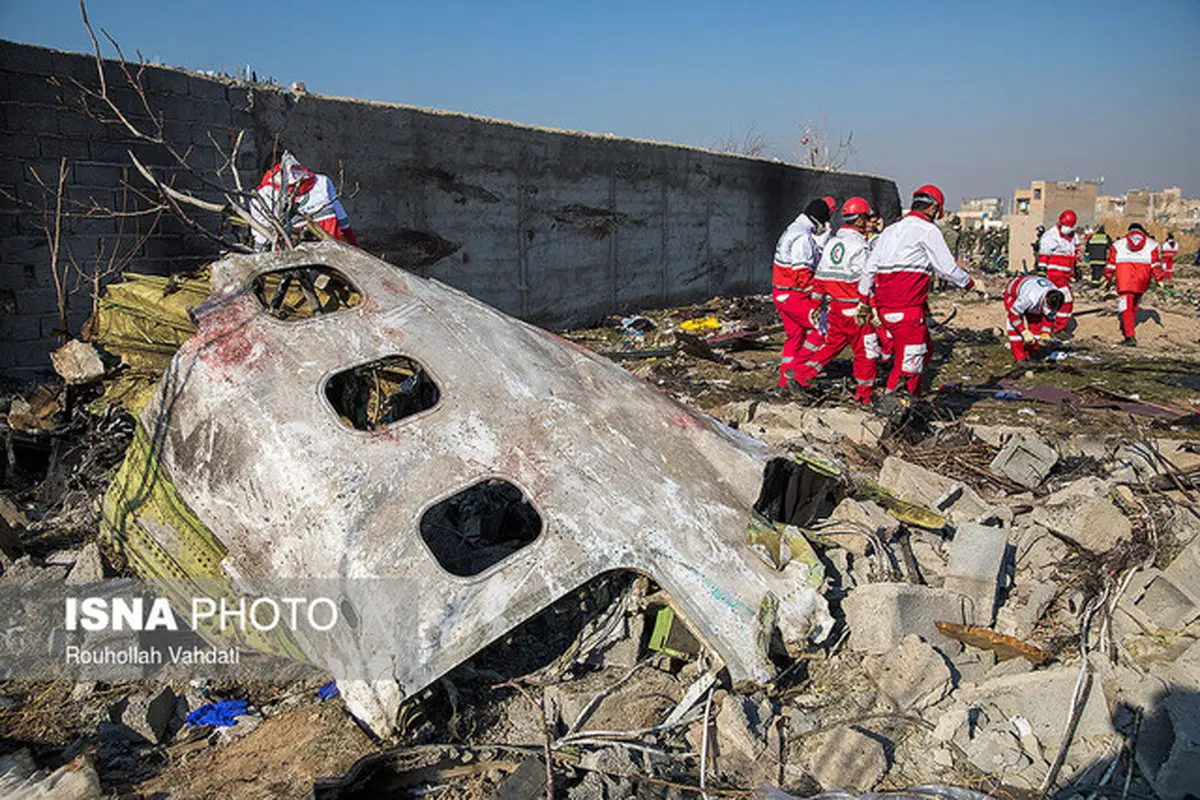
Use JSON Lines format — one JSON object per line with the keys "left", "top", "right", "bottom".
{"left": 186, "top": 700, "right": 249, "bottom": 728}
{"left": 678, "top": 316, "right": 722, "bottom": 332}
{"left": 616, "top": 315, "right": 656, "bottom": 334}
{"left": 318, "top": 682, "right": 340, "bottom": 701}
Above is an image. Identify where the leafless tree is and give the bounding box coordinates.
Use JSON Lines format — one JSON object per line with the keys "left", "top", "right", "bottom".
{"left": 796, "top": 115, "right": 855, "bottom": 171}
{"left": 710, "top": 124, "right": 770, "bottom": 158}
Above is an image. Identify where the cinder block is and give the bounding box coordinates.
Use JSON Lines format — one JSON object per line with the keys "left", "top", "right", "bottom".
{"left": 141, "top": 66, "right": 192, "bottom": 97}
{"left": 188, "top": 76, "right": 229, "bottom": 103}
{"left": 943, "top": 523, "right": 1009, "bottom": 624}
{"left": 39, "top": 135, "right": 90, "bottom": 160}
{"left": 843, "top": 583, "right": 967, "bottom": 654}
{"left": 0, "top": 42, "right": 55, "bottom": 76}
{"left": 989, "top": 433, "right": 1058, "bottom": 489}
{"left": 72, "top": 161, "right": 126, "bottom": 187}
{"left": 0, "top": 131, "right": 41, "bottom": 159}
{"left": 4, "top": 74, "right": 63, "bottom": 106}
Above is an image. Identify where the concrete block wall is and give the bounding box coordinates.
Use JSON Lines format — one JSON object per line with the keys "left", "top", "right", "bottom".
{"left": 1, "top": 39, "right": 899, "bottom": 377}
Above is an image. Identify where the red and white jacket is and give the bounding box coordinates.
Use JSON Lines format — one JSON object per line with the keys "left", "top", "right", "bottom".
{"left": 1003, "top": 274, "right": 1070, "bottom": 333}
{"left": 772, "top": 213, "right": 823, "bottom": 292}
{"left": 1105, "top": 232, "right": 1162, "bottom": 294}
{"left": 1162, "top": 239, "right": 1179, "bottom": 266}
{"left": 812, "top": 227, "right": 870, "bottom": 313}
{"left": 1037, "top": 225, "right": 1079, "bottom": 278}
{"left": 858, "top": 213, "right": 974, "bottom": 310}
{"left": 250, "top": 153, "right": 358, "bottom": 249}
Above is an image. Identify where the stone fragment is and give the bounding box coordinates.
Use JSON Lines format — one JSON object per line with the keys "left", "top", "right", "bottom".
{"left": 821, "top": 498, "right": 898, "bottom": 556}
{"left": 1137, "top": 691, "right": 1200, "bottom": 800}
{"left": 942, "top": 523, "right": 1009, "bottom": 624}
{"left": 66, "top": 542, "right": 106, "bottom": 585}
{"left": 803, "top": 726, "right": 888, "bottom": 792}
{"left": 50, "top": 339, "right": 106, "bottom": 385}
{"left": 862, "top": 633, "right": 952, "bottom": 708}
{"left": 1030, "top": 477, "right": 1131, "bottom": 552}
{"left": 878, "top": 456, "right": 998, "bottom": 525}
{"left": 842, "top": 583, "right": 966, "bottom": 654}
{"left": 989, "top": 433, "right": 1058, "bottom": 489}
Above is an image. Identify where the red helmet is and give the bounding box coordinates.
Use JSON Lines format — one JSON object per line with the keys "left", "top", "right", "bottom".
{"left": 822, "top": 196, "right": 837, "bottom": 214}
{"left": 1058, "top": 209, "right": 1077, "bottom": 228}
{"left": 912, "top": 184, "right": 945, "bottom": 218}
{"left": 841, "top": 197, "right": 872, "bottom": 218}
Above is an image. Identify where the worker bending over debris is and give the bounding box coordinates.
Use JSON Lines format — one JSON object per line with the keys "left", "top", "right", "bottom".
{"left": 772, "top": 197, "right": 836, "bottom": 387}
{"left": 788, "top": 198, "right": 881, "bottom": 403}
{"left": 1037, "top": 210, "right": 1079, "bottom": 331}
{"left": 1105, "top": 222, "right": 1162, "bottom": 346}
{"left": 1002, "top": 274, "right": 1067, "bottom": 361}
{"left": 249, "top": 151, "right": 358, "bottom": 250}
{"left": 858, "top": 184, "right": 978, "bottom": 397}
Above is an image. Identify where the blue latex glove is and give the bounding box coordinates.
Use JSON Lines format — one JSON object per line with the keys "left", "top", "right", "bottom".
{"left": 317, "top": 682, "right": 340, "bottom": 700}
{"left": 187, "top": 699, "right": 248, "bottom": 728}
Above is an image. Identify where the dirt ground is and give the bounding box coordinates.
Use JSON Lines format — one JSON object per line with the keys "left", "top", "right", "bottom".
{"left": 135, "top": 703, "right": 375, "bottom": 799}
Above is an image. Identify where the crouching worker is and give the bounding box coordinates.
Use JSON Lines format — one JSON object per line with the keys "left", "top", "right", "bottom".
{"left": 1002, "top": 274, "right": 1067, "bottom": 361}
{"left": 1104, "top": 223, "right": 1162, "bottom": 346}
{"left": 788, "top": 198, "right": 880, "bottom": 403}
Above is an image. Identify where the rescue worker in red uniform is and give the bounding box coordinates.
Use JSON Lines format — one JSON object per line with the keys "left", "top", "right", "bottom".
{"left": 789, "top": 198, "right": 881, "bottom": 403}
{"left": 773, "top": 197, "right": 835, "bottom": 387}
{"left": 1161, "top": 232, "right": 1179, "bottom": 281}
{"left": 1002, "top": 274, "right": 1067, "bottom": 361}
{"left": 1036, "top": 210, "right": 1078, "bottom": 332}
{"left": 857, "top": 184, "right": 977, "bottom": 397}
{"left": 1104, "top": 223, "right": 1162, "bottom": 346}
{"left": 250, "top": 151, "right": 358, "bottom": 250}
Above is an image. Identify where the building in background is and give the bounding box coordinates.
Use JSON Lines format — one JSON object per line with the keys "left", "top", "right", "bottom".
{"left": 1096, "top": 186, "right": 1200, "bottom": 230}
{"left": 955, "top": 197, "right": 1006, "bottom": 230}
{"left": 1004, "top": 180, "right": 1098, "bottom": 272}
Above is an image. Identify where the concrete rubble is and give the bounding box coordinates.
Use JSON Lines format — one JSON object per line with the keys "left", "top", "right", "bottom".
{"left": 988, "top": 432, "right": 1058, "bottom": 489}
{"left": 1, "top": 244, "right": 1198, "bottom": 798}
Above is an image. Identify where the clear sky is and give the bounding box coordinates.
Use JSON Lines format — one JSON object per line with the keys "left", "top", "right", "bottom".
{"left": 3, "top": 0, "right": 1197, "bottom": 209}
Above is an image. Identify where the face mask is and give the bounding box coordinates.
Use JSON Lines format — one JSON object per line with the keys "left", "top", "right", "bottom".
{"left": 1060, "top": 225, "right": 1074, "bottom": 235}
{"left": 1128, "top": 231, "right": 1146, "bottom": 250}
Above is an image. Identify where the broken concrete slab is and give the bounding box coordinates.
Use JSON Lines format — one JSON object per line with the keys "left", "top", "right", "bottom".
{"left": 967, "top": 423, "right": 1030, "bottom": 448}
{"left": 820, "top": 498, "right": 898, "bottom": 557}
{"left": 954, "top": 664, "right": 1115, "bottom": 746}
{"left": 862, "top": 633, "right": 953, "bottom": 709}
{"left": 50, "top": 339, "right": 106, "bottom": 386}
{"left": 109, "top": 687, "right": 187, "bottom": 745}
{"left": 994, "top": 579, "right": 1057, "bottom": 641}
{"left": 96, "top": 242, "right": 840, "bottom": 738}
{"left": 877, "top": 456, "right": 998, "bottom": 526}
{"left": 65, "top": 542, "right": 106, "bottom": 585}
{"left": 0, "top": 749, "right": 102, "bottom": 800}
{"left": 988, "top": 432, "right": 1058, "bottom": 489}
{"left": 942, "top": 523, "right": 1009, "bottom": 625}
{"left": 1137, "top": 690, "right": 1200, "bottom": 800}
{"left": 748, "top": 404, "right": 884, "bottom": 448}
{"left": 1030, "top": 477, "right": 1131, "bottom": 552}
{"left": 802, "top": 725, "right": 888, "bottom": 792}
{"left": 715, "top": 693, "right": 771, "bottom": 763}
{"left": 842, "top": 583, "right": 967, "bottom": 654}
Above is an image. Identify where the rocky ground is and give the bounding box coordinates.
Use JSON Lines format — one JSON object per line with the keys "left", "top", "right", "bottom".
{"left": 2, "top": 267, "right": 1199, "bottom": 799}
